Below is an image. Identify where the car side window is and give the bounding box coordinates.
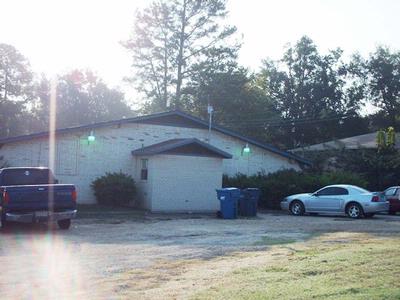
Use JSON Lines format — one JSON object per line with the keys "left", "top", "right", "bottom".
{"left": 334, "top": 187, "right": 348, "bottom": 195}
{"left": 385, "top": 188, "right": 397, "bottom": 196}
{"left": 316, "top": 187, "right": 348, "bottom": 196}
{"left": 316, "top": 187, "right": 335, "bottom": 196}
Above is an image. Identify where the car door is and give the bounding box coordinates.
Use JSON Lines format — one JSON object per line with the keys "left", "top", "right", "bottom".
{"left": 385, "top": 187, "right": 399, "bottom": 210}
{"left": 307, "top": 187, "right": 346, "bottom": 212}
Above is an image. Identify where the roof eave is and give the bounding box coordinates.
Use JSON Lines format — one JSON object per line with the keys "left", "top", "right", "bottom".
{"left": 131, "top": 138, "right": 232, "bottom": 159}
{"left": 0, "top": 110, "right": 310, "bottom": 165}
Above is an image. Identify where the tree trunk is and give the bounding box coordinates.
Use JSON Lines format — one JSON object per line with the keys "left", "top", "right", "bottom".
{"left": 175, "top": 0, "right": 187, "bottom": 109}
{"left": 163, "top": 36, "right": 169, "bottom": 109}
{"left": 3, "top": 71, "right": 8, "bottom": 102}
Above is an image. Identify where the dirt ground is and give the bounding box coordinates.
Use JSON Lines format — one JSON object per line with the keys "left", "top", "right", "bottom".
{"left": 1, "top": 211, "right": 399, "bottom": 299}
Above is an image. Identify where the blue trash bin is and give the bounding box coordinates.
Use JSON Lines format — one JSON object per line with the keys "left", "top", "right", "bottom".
{"left": 239, "top": 188, "right": 260, "bottom": 217}
{"left": 216, "top": 188, "right": 240, "bottom": 219}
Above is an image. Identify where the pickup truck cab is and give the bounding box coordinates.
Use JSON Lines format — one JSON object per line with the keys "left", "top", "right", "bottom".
{"left": 0, "top": 167, "right": 77, "bottom": 229}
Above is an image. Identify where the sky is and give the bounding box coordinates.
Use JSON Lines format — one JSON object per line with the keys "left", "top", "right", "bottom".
{"left": 1, "top": 0, "right": 400, "bottom": 106}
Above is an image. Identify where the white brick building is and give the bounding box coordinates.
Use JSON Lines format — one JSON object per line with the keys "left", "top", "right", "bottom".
{"left": 0, "top": 111, "right": 309, "bottom": 212}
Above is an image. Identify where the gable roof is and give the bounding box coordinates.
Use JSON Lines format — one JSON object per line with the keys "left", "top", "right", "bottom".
{"left": 291, "top": 131, "right": 400, "bottom": 152}
{"left": 131, "top": 138, "right": 232, "bottom": 159}
{"left": 0, "top": 110, "right": 310, "bottom": 165}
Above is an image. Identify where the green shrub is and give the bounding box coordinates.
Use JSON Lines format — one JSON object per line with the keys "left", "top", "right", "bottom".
{"left": 223, "top": 170, "right": 367, "bottom": 209}
{"left": 318, "top": 171, "right": 368, "bottom": 188}
{"left": 299, "top": 147, "right": 400, "bottom": 191}
{"left": 91, "top": 172, "right": 136, "bottom": 206}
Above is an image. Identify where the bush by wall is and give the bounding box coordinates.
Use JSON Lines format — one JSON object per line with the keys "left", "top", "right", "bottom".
{"left": 301, "top": 147, "right": 400, "bottom": 191}
{"left": 91, "top": 172, "right": 136, "bottom": 206}
{"left": 223, "top": 170, "right": 368, "bottom": 209}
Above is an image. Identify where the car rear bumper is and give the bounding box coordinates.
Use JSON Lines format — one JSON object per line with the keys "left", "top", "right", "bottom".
{"left": 363, "top": 202, "right": 389, "bottom": 213}
{"left": 5, "top": 209, "right": 77, "bottom": 223}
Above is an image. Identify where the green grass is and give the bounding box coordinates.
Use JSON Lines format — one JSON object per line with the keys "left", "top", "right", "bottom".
{"left": 253, "top": 236, "right": 297, "bottom": 246}
{"left": 193, "top": 235, "right": 400, "bottom": 300}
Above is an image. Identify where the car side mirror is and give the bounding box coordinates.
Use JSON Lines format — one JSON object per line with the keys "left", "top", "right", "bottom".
{"left": 312, "top": 193, "right": 319, "bottom": 197}
{"left": 54, "top": 179, "right": 59, "bottom": 184}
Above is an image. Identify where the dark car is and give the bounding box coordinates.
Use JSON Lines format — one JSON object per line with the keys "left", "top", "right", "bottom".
{"left": 0, "top": 167, "right": 77, "bottom": 229}
{"left": 384, "top": 186, "right": 400, "bottom": 215}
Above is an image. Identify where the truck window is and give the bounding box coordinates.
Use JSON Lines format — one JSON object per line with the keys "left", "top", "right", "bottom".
{"left": 1, "top": 169, "right": 56, "bottom": 186}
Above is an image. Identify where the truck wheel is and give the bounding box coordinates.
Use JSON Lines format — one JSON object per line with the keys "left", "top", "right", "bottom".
{"left": 0, "top": 213, "right": 7, "bottom": 230}
{"left": 57, "top": 219, "right": 71, "bottom": 230}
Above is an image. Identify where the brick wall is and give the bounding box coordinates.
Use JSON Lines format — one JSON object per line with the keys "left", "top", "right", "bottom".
{"left": 0, "top": 122, "right": 300, "bottom": 204}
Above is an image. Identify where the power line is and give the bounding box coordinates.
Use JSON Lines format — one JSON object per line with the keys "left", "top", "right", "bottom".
{"left": 221, "top": 112, "right": 354, "bottom": 124}
{"left": 220, "top": 114, "right": 354, "bottom": 128}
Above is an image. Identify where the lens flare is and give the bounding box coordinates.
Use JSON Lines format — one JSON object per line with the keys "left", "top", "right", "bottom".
{"left": 48, "top": 78, "right": 57, "bottom": 225}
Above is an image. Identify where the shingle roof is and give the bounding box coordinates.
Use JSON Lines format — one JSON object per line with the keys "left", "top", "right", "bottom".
{"left": 0, "top": 110, "right": 310, "bottom": 165}
{"left": 291, "top": 132, "right": 400, "bottom": 152}
{"left": 131, "top": 138, "right": 233, "bottom": 159}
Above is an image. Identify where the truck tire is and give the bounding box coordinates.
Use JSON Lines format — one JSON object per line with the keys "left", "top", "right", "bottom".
{"left": 57, "top": 219, "right": 71, "bottom": 230}
{"left": 1, "top": 214, "right": 8, "bottom": 230}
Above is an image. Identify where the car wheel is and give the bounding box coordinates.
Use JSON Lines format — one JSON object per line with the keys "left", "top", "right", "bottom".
{"left": 346, "top": 203, "right": 363, "bottom": 219}
{"left": 290, "top": 201, "right": 305, "bottom": 216}
{"left": 388, "top": 210, "right": 396, "bottom": 215}
{"left": 57, "top": 219, "right": 71, "bottom": 230}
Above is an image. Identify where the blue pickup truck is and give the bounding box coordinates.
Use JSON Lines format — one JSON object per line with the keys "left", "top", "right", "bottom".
{"left": 0, "top": 167, "right": 77, "bottom": 230}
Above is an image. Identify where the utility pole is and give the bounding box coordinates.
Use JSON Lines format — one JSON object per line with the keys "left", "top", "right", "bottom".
{"left": 207, "top": 104, "right": 213, "bottom": 143}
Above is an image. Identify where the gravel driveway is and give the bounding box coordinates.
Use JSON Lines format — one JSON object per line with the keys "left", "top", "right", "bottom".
{"left": 1, "top": 211, "right": 399, "bottom": 299}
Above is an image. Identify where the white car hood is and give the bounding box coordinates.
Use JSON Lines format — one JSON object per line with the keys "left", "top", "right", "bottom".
{"left": 287, "top": 193, "right": 312, "bottom": 200}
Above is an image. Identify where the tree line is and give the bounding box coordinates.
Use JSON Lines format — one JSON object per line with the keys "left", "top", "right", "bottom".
{"left": 2, "top": 0, "right": 400, "bottom": 149}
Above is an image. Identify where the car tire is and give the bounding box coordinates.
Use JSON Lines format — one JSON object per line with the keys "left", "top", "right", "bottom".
{"left": 346, "top": 203, "right": 363, "bottom": 219}
{"left": 388, "top": 210, "right": 396, "bottom": 215}
{"left": 57, "top": 219, "right": 71, "bottom": 230}
{"left": 290, "top": 201, "right": 305, "bottom": 216}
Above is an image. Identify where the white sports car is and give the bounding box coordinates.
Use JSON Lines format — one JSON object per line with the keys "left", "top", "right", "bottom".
{"left": 280, "top": 184, "right": 389, "bottom": 218}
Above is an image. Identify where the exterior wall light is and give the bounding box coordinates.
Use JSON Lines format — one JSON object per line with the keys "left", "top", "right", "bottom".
{"left": 243, "top": 143, "right": 251, "bottom": 154}
{"left": 88, "top": 130, "right": 95, "bottom": 142}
